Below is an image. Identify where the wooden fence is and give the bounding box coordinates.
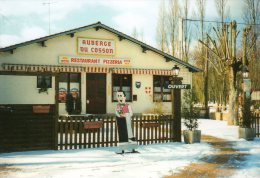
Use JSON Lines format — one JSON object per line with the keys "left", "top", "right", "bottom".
{"left": 0, "top": 104, "right": 56, "bottom": 153}
{"left": 58, "top": 114, "right": 174, "bottom": 150}
{"left": 252, "top": 112, "right": 260, "bottom": 137}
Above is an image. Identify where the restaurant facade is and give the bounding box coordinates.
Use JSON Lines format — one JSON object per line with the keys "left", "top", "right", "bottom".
{"left": 0, "top": 22, "right": 200, "bottom": 115}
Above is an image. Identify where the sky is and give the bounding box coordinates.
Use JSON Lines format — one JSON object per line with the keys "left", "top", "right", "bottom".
{"left": 0, "top": 0, "right": 245, "bottom": 48}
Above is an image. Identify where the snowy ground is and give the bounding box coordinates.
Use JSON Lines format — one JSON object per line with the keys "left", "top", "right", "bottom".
{"left": 0, "top": 119, "right": 259, "bottom": 178}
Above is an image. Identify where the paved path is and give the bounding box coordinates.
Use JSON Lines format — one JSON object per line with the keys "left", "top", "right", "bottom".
{"left": 0, "top": 167, "right": 20, "bottom": 177}
{"left": 165, "top": 135, "right": 249, "bottom": 178}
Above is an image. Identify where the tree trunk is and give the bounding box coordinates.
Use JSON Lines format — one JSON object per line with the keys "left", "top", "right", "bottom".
{"left": 228, "top": 69, "right": 238, "bottom": 125}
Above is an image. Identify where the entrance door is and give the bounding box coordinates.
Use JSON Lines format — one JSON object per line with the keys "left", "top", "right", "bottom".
{"left": 86, "top": 73, "right": 106, "bottom": 114}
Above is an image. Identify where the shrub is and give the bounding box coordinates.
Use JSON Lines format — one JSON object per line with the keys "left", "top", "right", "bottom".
{"left": 65, "top": 93, "right": 74, "bottom": 115}
{"left": 74, "top": 95, "right": 82, "bottom": 114}
{"left": 182, "top": 90, "right": 200, "bottom": 131}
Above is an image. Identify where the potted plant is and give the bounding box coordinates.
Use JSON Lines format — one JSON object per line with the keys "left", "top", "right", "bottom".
{"left": 239, "top": 97, "right": 255, "bottom": 140}
{"left": 182, "top": 90, "right": 201, "bottom": 144}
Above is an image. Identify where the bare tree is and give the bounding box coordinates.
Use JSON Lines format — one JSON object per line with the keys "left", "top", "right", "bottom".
{"left": 181, "top": 0, "right": 191, "bottom": 62}
{"left": 196, "top": 0, "right": 206, "bottom": 42}
{"left": 132, "top": 27, "right": 139, "bottom": 39}
{"left": 199, "top": 21, "right": 247, "bottom": 125}
{"left": 215, "top": 0, "right": 230, "bottom": 27}
{"left": 132, "top": 27, "right": 144, "bottom": 42}
{"left": 243, "top": 0, "right": 260, "bottom": 90}
{"left": 196, "top": 0, "right": 209, "bottom": 117}
{"left": 214, "top": 0, "right": 230, "bottom": 108}
{"left": 168, "top": 0, "right": 180, "bottom": 57}
{"left": 156, "top": 0, "right": 169, "bottom": 52}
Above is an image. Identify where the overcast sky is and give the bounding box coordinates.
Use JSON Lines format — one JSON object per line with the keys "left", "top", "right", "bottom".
{"left": 0, "top": 0, "right": 245, "bottom": 48}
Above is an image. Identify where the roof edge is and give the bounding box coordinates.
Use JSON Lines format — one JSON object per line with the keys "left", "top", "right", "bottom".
{"left": 0, "top": 21, "right": 201, "bottom": 73}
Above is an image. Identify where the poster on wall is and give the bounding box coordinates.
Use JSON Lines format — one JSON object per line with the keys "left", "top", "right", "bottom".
{"left": 70, "top": 83, "right": 80, "bottom": 98}
{"left": 58, "top": 83, "right": 80, "bottom": 102}
{"left": 59, "top": 82, "right": 67, "bottom": 102}
{"left": 78, "top": 38, "right": 115, "bottom": 56}
{"left": 59, "top": 88, "right": 67, "bottom": 102}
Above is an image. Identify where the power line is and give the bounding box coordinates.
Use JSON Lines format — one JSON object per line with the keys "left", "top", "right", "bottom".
{"left": 183, "top": 18, "right": 260, "bottom": 26}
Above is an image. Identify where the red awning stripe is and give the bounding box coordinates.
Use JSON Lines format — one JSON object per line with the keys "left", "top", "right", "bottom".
{"left": 2, "top": 64, "right": 174, "bottom": 75}
{"left": 85, "top": 66, "right": 108, "bottom": 73}
{"left": 1, "top": 63, "right": 86, "bottom": 73}
{"left": 111, "top": 68, "right": 174, "bottom": 75}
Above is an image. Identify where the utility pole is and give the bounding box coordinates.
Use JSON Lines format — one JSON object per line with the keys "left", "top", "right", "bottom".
{"left": 242, "top": 26, "right": 252, "bottom": 128}
{"left": 204, "top": 36, "right": 209, "bottom": 118}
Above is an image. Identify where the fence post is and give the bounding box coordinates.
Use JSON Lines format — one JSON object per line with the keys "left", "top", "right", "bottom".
{"left": 54, "top": 73, "right": 59, "bottom": 150}
{"left": 172, "top": 77, "right": 182, "bottom": 142}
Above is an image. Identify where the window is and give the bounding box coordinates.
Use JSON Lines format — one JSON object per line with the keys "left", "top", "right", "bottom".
{"left": 153, "top": 75, "right": 171, "bottom": 102}
{"left": 112, "top": 74, "right": 132, "bottom": 102}
{"left": 37, "top": 75, "right": 52, "bottom": 88}
{"left": 59, "top": 73, "right": 81, "bottom": 103}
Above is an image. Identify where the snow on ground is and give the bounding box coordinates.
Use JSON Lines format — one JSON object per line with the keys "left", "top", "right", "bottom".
{"left": 0, "top": 141, "right": 213, "bottom": 178}
{"left": 197, "top": 119, "right": 239, "bottom": 140}
{"left": 230, "top": 138, "right": 260, "bottom": 178}
{"left": 0, "top": 119, "right": 259, "bottom": 178}
{"left": 195, "top": 119, "right": 260, "bottom": 178}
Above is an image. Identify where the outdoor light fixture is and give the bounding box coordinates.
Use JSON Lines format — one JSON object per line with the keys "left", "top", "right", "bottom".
{"left": 172, "top": 65, "right": 180, "bottom": 77}
{"left": 242, "top": 66, "right": 249, "bottom": 79}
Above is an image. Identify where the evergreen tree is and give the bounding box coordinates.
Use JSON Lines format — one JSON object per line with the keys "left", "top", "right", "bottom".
{"left": 66, "top": 93, "right": 74, "bottom": 115}
{"left": 182, "top": 90, "right": 199, "bottom": 131}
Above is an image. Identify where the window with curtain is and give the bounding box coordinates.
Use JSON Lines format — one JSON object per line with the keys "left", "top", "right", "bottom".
{"left": 153, "top": 75, "right": 171, "bottom": 102}
{"left": 37, "top": 75, "right": 52, "bottom": 88}
{"left": 112, "top": 74, "right": 132, "bottom": 102}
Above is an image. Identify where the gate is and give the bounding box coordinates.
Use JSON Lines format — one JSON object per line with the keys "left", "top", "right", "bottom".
{"left": 58, "top": 114, "right": 174, "bottom": 150}
{"left": 0, "top": 104, "right": 56, "bottom": 153}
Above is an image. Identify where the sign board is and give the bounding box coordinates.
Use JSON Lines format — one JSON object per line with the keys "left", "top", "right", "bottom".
{"left": 59, "top": 56, "right": 131, "bottom": 66}
{"left": 78, "top": 38, "right": 115, "bottom": 56}
{"left": 84, "top": 121, "right": 103, "bottom": 129}
{"left": 142, "top": 122, "right": 160, "bottom": 128}
{"left": 164, "top": 84, "right": 191, "bottom": 89}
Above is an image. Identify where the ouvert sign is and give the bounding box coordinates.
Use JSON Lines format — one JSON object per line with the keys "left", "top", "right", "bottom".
{"left": 164, "top": 84, "right": 191, "bottom": 89}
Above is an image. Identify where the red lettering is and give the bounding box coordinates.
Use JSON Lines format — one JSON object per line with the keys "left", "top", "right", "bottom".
{"left": 80, "top": 47, "right": 88, "bottom": 52}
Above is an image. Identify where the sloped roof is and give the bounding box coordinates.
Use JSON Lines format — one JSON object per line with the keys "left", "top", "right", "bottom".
{"left": 0, "top": 22, "right": 201, "bottom": 72}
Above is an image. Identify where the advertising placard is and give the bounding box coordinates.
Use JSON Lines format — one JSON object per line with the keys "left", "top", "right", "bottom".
{"left": 59, "top": 56, "right": 131, "bottom": 66}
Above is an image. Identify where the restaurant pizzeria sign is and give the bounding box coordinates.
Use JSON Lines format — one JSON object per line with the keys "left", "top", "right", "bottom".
{"left": 59, "top": 56, "right": 131, "bottom": 66}
{"left": 78, "top": 38, "right": 115, "bottom": 56}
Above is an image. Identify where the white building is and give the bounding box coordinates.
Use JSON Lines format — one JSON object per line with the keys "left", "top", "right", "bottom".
{"left": 0, "top": 22, "right": 200, "bottom": 115}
